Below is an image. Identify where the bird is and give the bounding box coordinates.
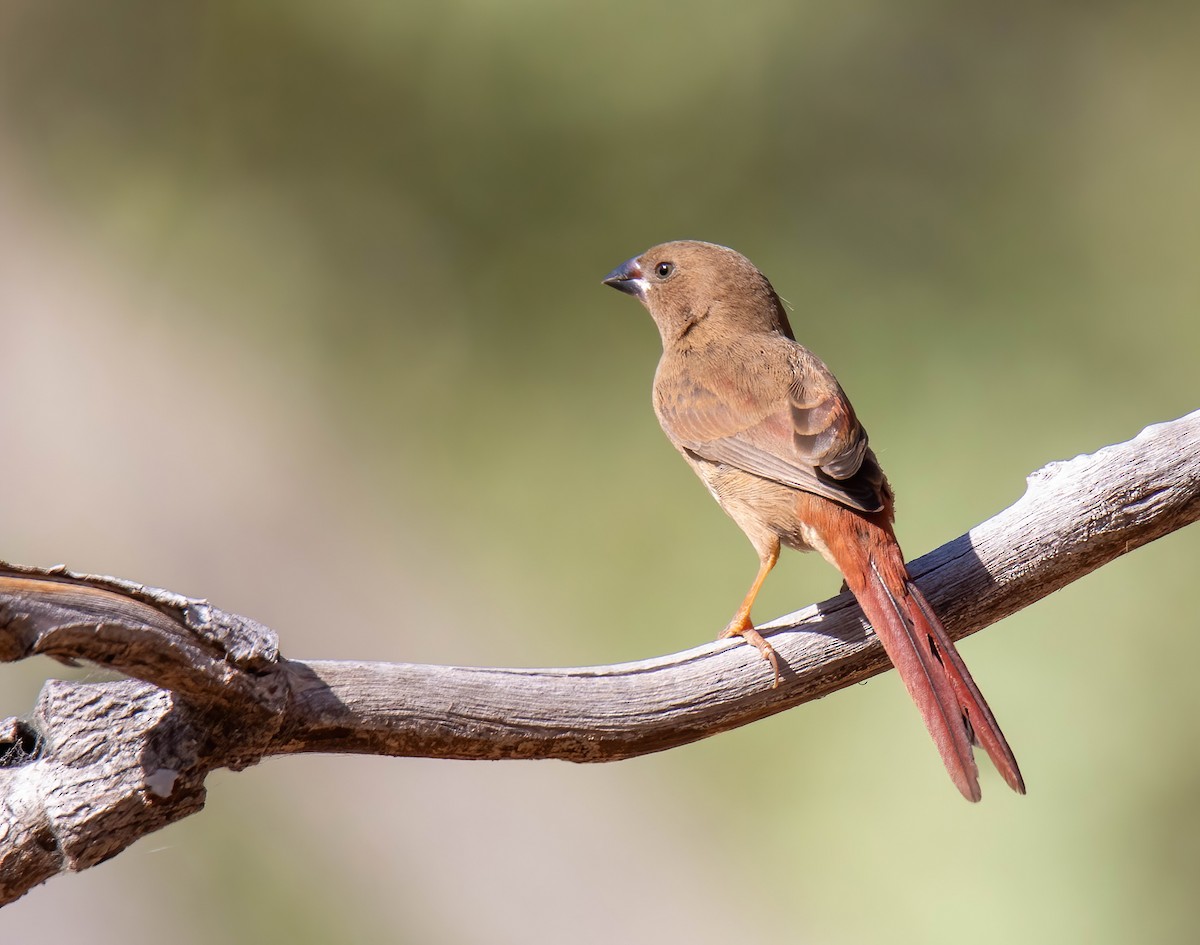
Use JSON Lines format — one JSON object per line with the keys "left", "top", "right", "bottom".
{"left": 602, "top": 239, "right": 1023, "bottom": 801}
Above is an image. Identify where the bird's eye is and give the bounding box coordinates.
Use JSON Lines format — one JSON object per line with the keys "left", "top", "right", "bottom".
{"left": 655, "top": 262, "right": 675, "bottom": 279}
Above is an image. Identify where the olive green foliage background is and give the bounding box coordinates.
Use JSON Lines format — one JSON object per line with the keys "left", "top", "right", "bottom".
{"left": 1, "top": 2, "right": 1198, "bottom": 943}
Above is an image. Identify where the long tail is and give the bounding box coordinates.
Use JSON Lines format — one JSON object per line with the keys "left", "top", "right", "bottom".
{"left": 809, "top": 500, "right": 1025, "bottom": 801}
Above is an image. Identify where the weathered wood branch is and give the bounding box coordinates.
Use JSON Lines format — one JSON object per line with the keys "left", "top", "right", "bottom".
{"left": 1, "top": 411, "right": 1198, "bottom": 904}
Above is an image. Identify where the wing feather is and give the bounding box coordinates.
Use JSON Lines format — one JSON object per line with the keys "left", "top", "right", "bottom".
{"left": 656, "top": 339, "right": 886, "bottom": 513}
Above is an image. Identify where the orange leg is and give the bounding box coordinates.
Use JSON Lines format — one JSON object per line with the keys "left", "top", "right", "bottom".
{"left": 719, "top": 545, "right": 781, "bottom": 687}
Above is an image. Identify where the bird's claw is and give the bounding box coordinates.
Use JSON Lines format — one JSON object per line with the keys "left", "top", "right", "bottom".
{"left": 720, "top": 620, "right": 781, "bottom": 689}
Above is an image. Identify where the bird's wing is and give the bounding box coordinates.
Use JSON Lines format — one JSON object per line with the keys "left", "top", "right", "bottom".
{"left": 659, "top": 342, "right": 886, "bottom": 513}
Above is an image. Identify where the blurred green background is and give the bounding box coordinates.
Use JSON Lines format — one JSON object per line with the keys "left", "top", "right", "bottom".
{"left": 1, "top": 1, "right": 1198, "bottom": 942}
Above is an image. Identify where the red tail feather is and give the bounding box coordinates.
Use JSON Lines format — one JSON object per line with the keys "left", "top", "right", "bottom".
{"left": 813, "top": 502, "right": 1024, "bottom": 801}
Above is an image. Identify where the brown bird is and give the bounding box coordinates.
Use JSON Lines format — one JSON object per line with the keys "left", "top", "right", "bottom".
{"left": 603, "top": 240, "right": 1023, "bottom": 801}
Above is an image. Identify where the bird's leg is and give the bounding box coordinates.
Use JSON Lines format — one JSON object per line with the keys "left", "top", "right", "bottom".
{"left": 719, "top": 544, "right": 781, "bottom": 687}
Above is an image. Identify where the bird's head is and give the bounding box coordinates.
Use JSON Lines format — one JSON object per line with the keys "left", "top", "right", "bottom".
{"left": 602, "top": 240, "right": 793, "bottom": 344}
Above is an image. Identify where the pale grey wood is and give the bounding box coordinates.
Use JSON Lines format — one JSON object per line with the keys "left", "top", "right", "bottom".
{"left": 1, "top": 410, "right": 1197, "bottom": 904}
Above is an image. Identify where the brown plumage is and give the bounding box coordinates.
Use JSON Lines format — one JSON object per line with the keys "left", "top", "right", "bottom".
{"left": 603, "top": 239, "right": 1023, "bottom": 801}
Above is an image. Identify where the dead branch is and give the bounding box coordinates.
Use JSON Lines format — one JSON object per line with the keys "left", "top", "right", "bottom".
{"left": 1, "top": 410, "right": 1197, "bottom": 904}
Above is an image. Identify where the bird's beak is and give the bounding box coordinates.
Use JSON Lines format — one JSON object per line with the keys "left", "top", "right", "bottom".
{"left": 602, "top": 257, "right": 647, "bottom": 300}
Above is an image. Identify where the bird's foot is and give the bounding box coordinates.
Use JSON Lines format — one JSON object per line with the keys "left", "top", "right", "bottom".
{"left": 719, "top": 618, "right": 781, "bottom": 689}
